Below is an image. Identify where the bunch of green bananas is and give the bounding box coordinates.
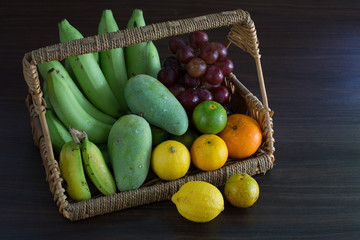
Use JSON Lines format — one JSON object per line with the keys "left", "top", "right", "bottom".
{"left": 38, "top": 9, "right": 161, "bottom": 153}
{"left": 37, "top": 9, "right": 161, "bottom": 200}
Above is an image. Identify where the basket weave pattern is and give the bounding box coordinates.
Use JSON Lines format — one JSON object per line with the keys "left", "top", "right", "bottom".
{"left": 23, "top": 9, "right": 274, "bottom": 221}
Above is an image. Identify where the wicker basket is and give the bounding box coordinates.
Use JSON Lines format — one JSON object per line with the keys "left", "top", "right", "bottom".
{"left": 22, "top": 9, "right": 275, "bottom": 221}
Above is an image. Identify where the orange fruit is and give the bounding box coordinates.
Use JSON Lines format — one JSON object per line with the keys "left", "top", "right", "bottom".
{"left": 192, "top": 101, "right": 227, "bottom": 134}
{"left": 190, "top": 134, "right": 228, "bottom": 171}
{"left": 218, "top": 114, "right": 262, "bottom": 159}
{"left": 224, "top": 173, "right": 259, "bottom": 208}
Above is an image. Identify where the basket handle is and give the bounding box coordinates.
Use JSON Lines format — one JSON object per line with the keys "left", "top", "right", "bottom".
{"left": 23, "top": 9, "right": 269, "bottom": 110}
{"left": 25, "top": 9, "right": 252, "bottom": 64}
{"left": 226, "top": 23, "right": 269, "bottom": 110}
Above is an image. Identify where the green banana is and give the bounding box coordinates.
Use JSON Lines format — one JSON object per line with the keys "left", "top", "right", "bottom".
{"left": 146, "top": 41, "right": 161, "bottom": 78}
{"left": 125, "top": 9, "right": 147, "bottom": 78}
{"left": 63, "top": 21, "right": 99, "bottom": 80}
{"left": 125, "top": 9, "right": 161, "bottom": 78}
{"left": 64, "top": 51, "right": 99, "bottom": 85}
{"left": 98, "top": 10, "right": 129, "bottom": 114}
{"left": 44, "top": 75, "right": 69, "bottom": 132}
{"left": 42, "top": 73, "right": 73, "bottom": 154}
{"left": 45, "top": 110, "right": 73, "bottom": 154}
{"left": 46, "top": 68, "right": 112, "bottom": 144}
{"left": 41, "top": 74, "right": 51, "bottom": 108}
{"left": 93, "top": 52, "right": 99, "bottom": 64}
{"left": 59, "top": 140, "right": 91, "bottom": 201}
{"left": 66, "top": 52, "right": 99, "bottom": 67}
{"left": 59, "top": 19, "right": 122, "bottom": 117}
{"left": 65, "top": 54, "right": 99, "bottom": 87}
{"left": 38, "top": 61, "right": 116, "bottom": 125}
{"left": 64, "top": 59, "right": 77, "bottom": 84}
{"left": 81, "top": 135, "right": 116, "bottom": 196}
{"left": 98, "top": 143, "right": 112, "bottom": 169}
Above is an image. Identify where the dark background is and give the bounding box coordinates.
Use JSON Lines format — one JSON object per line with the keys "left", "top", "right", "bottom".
{"left": 1, "top": 0, "right": 360, "bottom": 239}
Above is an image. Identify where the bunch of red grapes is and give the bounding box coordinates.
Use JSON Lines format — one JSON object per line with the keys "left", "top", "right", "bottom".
{"left": 157, "top": 30, "right": 234, "bottom": 114}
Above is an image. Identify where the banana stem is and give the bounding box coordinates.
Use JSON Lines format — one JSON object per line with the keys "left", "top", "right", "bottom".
{"left": 69, "top": 127, "right": 88, "bottom": 144}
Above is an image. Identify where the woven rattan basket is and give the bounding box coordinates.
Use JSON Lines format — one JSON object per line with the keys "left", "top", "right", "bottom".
{"left": 22, "top": 9, "right": 275, "bottom": 221}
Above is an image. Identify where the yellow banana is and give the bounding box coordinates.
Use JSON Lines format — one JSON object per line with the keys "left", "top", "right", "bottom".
{"left": 59, "top": 140, "right": 91, "bottom": 201}
{"left": 81, "top": 134, "right": 116, "bottom": 196}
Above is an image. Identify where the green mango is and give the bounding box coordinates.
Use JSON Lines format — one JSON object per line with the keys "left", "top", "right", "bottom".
{"left": 124, "top": 74, "right": 188, "bottom": 136}
{"left": 108, "top": 114, "right": 152, "bottom": 192}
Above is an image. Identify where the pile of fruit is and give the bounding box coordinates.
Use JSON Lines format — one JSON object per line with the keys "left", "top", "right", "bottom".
{"left": 39, "top": 9, "right": 264, "bottom": 222}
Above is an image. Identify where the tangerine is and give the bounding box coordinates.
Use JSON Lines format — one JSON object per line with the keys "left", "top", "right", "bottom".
{"left": 190, "top": 134, "right": 228, "bottom": 171}
{"left": 224, "top": 173, "right": 259, "bottom": 208}
{"left": 218, "top": 114, "right": 263, "bottom": 159}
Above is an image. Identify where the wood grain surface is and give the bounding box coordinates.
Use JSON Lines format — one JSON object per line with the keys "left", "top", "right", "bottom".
{"left": 1, "top": 0, "right": 360, "bottom": 239}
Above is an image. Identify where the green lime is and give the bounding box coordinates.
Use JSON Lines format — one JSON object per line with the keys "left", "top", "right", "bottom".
{"left": 151, "top": 125, "right": 169, "bottom": 147}
{"left": 169, "top": 127, "right": 200, "bottom": 150}
{"left": 192, "top": 101, "right": 227, "bottom": 134}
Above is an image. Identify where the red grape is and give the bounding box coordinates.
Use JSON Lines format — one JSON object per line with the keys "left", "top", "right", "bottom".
{"left": 179, "top": 89, "right": 200, "bottom": 112}
{"left": 196, "top": 88, "right": 213, "bottom": 102}
{"left": 215, "top": 57, "right": 234, "bottom": 75}
{"left": 211, "top": 86, "right": 230, "bottom": 104}
{"left": 212, "top": 42, "right": 227, "bottom": 59}
{"left": 168, "top": 38, "right": 187, "bottom": 54}
{"left": 199, "top": 42, "right": 219, "bottom": 64}
{"left": 157, "top": 67, "right": 178, "bottom": 86}
{"left": 176, "top": 46, "right": 196, "bottom": 64}
{"left": 201, "top": 80, "right": 220, "bottom": 90}
{"left": 162, "top": 56, "right": 181, "bottom": 69}
{"left": 186, "top": 57, "right": 207, "bottom": 77}
{"left": 168, "top": 84, "right": 186, "bottom": 99}
{"left": 222, "top": 103, "right": 232, "bottom": 115}
{"left": 183, "top": 73, "right": 201, "bottom": 89}
{"left": 177, "top": 69, "right": 186, "bottom": 84}
{"left": 189, "top": 31, "right": 208, "bottom": 49}
{"left": 204, "top": 65, "right": 224, "bottom": 85}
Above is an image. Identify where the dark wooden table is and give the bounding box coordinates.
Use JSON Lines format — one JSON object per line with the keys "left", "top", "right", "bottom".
{"left": 1, "top": 0, "right": 360, "bottom": 239}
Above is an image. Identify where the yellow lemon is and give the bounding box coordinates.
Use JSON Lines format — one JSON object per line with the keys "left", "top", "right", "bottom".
{"left": 151, "top": 140, "right": 190, "bottom": 180}
{"left": 171, "top": 181, "right": 224, "bottom": 223}
{"left": 224, "top": 173, "right": 259, "bottom": 208}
